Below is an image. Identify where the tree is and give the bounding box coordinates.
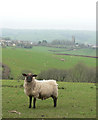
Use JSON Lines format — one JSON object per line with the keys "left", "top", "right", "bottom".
{"left": 3, "top": 37, "right": 11, "bottom": 40}
{"left": 42, "top": 40, "right": 47, "bottom": 44}
{"left": 38, "top": 41, "right": 41, "bottom": 45}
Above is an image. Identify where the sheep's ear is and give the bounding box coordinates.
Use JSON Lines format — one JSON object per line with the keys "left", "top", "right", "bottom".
{"left": 22, "top": 73, "right": 27, "bottom": 76}
{"left": 32, "top": 74, "right": 37, "bottom": 77}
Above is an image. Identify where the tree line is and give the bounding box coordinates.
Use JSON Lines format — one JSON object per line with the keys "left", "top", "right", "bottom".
{"left": 1, "top": 62, "right": 96, "bottom": 83}
{"left": 38, "top": 63, "right": 96, "bottom": 83}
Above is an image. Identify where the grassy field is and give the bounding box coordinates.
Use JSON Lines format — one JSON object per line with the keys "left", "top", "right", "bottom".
{"left": 2, "top": 47, "right": 96, "bottom": 79}
{"left": 2, "top": 80, "right": 96, "bottom": 118}
{"left": 2, "top": 47, "right": 96, "bottom": 118}
{"left": 50, "top": 48, "right": 96, "bottom": 56}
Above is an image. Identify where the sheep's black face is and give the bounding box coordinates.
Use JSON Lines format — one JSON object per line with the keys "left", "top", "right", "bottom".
{"left": 26, "top": 75, "right": 32, "bottom": 82}
{"left": 22, "top": 73, "right": 37, "bottom": 83}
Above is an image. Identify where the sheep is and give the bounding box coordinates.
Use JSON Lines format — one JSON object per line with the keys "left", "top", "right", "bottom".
{"left": 22, "top": 73, "right": 58, "bottom": 108}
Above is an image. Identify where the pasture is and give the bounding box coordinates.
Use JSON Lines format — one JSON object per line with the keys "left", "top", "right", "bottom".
{"left": 2, "top": 80, "right": 96, "bottom": 118}
{"left": 2, "top": 47, "right": 96, "bottom": 79}
{"left": 2, "top": 47, "right": 96, "bottom": 118}
{"left": 49, "top": 48, "right": 96, "bottom": 56}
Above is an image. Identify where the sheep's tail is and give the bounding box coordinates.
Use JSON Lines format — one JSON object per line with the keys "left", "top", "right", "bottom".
{"left": 56, "top": 83, "right": 58, "bottom": 86}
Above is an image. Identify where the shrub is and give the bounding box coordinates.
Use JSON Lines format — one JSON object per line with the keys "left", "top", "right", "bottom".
{"left": 67, "top": 63, "right": 96, "bottom": 83}
{"left": 38, "top": 63, "right": 96, "bottom": 83}
{"left": 38, "top": 68, "right": 68, "bottom": 82}
{"left": 1, "top": 63, "right": 11, "bottom": 79}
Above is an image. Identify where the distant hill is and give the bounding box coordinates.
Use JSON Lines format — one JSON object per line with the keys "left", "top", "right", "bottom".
{"left": 1, "top": 28, "right": 96, "bottom": 44}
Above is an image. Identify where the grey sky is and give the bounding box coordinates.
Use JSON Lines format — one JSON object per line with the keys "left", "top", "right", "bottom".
{"left": 0, "top": 0, "right": 97, "bottom": 30}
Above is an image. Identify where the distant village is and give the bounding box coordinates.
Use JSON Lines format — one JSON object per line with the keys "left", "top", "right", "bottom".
{"left": 0, "top": 36, "right": 97, "bottom": 49}
{"left": 0, "top": 37, "right": 33, "bottom": 48}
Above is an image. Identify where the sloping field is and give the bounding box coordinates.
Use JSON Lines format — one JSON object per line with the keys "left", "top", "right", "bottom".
{"left": 49, "top": 48, "right": 96, "bottom": 56}
{"left": 2, "top": 47, "right": 96, "bottom": 79}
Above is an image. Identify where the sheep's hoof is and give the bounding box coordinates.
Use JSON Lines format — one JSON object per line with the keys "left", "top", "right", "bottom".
{"left": 29, "top": 106, "right": 31, "bottom": 108}
{"left": 33, "top": 107, "right": 36, "bottom": 109}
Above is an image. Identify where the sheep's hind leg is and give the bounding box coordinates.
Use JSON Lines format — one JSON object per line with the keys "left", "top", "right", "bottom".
{"left": 33, "top": 98, "right": 36, "bottom": 108}
{"left": 51, "top": 96, "right": 57, "bottom": 107}
{"left": 54, "top": 97, "right": 57, "bottom": 107}
{"left": 29, "top": 96, "right": 32, "bottom": 108}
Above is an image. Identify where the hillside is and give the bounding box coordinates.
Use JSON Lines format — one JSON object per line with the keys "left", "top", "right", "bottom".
{"left": 2, "top": 47, "right": 96, "bottom": 79}
{"left": 1, "top": 28, "right": 96, "bottom": 44}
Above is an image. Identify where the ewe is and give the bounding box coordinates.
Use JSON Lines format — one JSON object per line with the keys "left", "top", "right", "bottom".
{"left": 22, "top": 73, "right": 58, "bottom": 108}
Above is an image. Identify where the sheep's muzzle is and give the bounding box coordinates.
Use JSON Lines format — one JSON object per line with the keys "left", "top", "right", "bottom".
{"left": 26, "top": 76, "right": 32, "bottom": 82}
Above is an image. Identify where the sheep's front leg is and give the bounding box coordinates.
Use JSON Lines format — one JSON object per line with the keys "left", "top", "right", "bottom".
{"left": 29, "top": 96, "right": 32, "bottom": 108}
{"left": 33, "top": 98, "right": 36, "bottom": 108}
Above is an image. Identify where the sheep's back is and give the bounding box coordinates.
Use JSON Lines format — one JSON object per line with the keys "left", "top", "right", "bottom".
{"left": 36, "top": 80, "right": 58, "bottom": 98}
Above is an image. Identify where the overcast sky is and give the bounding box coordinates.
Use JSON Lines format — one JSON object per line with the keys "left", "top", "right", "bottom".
{"left": 0, "top": 0, "right": 97, "bottom": 30}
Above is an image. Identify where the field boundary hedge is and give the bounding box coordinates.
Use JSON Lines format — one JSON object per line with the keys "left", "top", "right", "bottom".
{"left": 38, "top": 63, "right": 96, "bottom": 83}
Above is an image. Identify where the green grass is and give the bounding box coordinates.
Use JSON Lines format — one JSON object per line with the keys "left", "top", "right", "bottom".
{"left": 2, "top": 80, "right": 96, "bottom": 118}
{"left": 2, "top": 47, "right": 96, "bottom": 79}
{"left": 51, "top": 48, "right": 96, "bottom": 56}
